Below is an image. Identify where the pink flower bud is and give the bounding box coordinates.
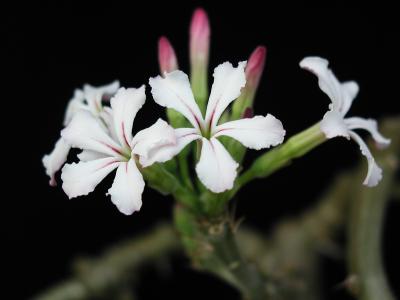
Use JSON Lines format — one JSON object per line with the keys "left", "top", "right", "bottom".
{"left": 158, "top": 36, "right": 178, "bottom": 74}
{"left": 246, "top": 46, "right": 267, "bottom": 89}
{"left": 231, "top": 46, "right": 267, "bottom": 120}
{"left": 190, "top": 8, "right": 210, "bottom": 63}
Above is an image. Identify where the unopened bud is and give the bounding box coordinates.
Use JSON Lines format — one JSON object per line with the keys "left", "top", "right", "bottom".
{"left": 232, "top": 46, "right": 267, "bottom": 120}
{"left": 190, "top": 8, "right": 210, "bottom": 111}
{"left": 245, "top": 46, "right": 266, "bottom": 90}
{"left": 158, "top": 36, "right": 178, "bottom": 74}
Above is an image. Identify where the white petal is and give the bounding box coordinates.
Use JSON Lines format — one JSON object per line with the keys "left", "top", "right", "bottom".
{"left": 64, "top": 89, "right": 87, "bottom": 125}
{"left": 299, "top": 57, "right": 359, "bottom": 115}
{"left": 61, "top": 111, "right": 124, "bottom": 158}
{"left": 196, "top": 138, "right": 239, "bottom": 193}
{"left": 173, "top": 127, "right": 202, "bottom": 153}
{"left": 77, "top": 150, "right": 108, "bottom": 162}
{"left": 99, "top": 107, "right": 119, "bottom": 142}
{"left": 84, "top": 89, "right": 103, "bottom": 115}
{"left": 83, "top": 80, "right": 120, "bottom": 100}
{"left": 42, "top": 137, "right": 71, "bottom": 186}
{"left": 110, "top": 86, "right": 146, "bottom": 148}
{"left": 149, "top": 71, "right": 204, "bottom": 130}
{"left": 213, "top": 115, "right": 285, "bottom": 150}
{"left": 132, "top": 119, "right": 177, "bottom": 167}
{"left": 61, "top": 158, "right": 120, "bottom": 198}
{"left": 133, "top": 121, "right": 200, "bottom": 167}
{"left": 107, "top": 160, "right": 145, "bottom": 215}
{"left": 345, "top": 117, "right": 391, "bottom": 149}
{"left": 349, "top": 131, "right": 383, "bottom": 187}
{"left": 64, "top": 81, "right": 120, "bottom": 126}
{"left": 205, "top": 61, "right": 247, "bottom": 129}
{"left": 320, "top": 110, "right": 350, "bottom": 139}
{"left": 341, "top": 81, "right": 359, "bottom": 115}
{"left": 137, "top": 127, "right": 200, "bottom": 167}
{"left": 84, "top": 80, "right": 121, "bottom": 113}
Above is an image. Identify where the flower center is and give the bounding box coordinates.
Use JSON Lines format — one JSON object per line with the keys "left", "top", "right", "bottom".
{"left": 200, "top": 125, "right": 212, "bottom": 139}
{"left": 121, "top": 146, "right": 132, "bottom": 161}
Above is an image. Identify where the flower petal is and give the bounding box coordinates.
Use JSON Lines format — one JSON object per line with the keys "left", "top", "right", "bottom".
{"left": 138, "top": 128, "right": 200, "bottom": 167}
{"left": 214, "top": 115, "right": 285, "bottom": 150}
{"left": 42, "top": 137, "right": 71, "bottom": 186}
{"left": 299, "top": 57, "right": 359, "bottom": 115}
{"left": 61, "top": 111, "right": 124, "bottom": 158}
{"left": 61, "top": 158, "right": 120, "bottom": 198}
{"left": 196, "top": 138, "right": 239, "bottom": 193}
{"left": 173, "top": 127, "right": 202, "bottom": 153}
{"left": 64, "top": 89, "right": 87, "bottom": 125}
{"left": 320, "top": 110, "right": 350, "bottom": 139}
{"left": 132, "top": 119, "right": 177, "bottom": 167}
{"left": 77, "top": 150, "right": 108, "bottom": 162}
{"left": 149, "top": 71, "right": 204, "bottom": 130}
{"left": 63, "top": 81, "right": 120, "bottom": 125}
{"left": 107, "top": 160, "right": 145, "bottom": 215}
{"left": 133, "top": 121, "right": 200, "bottom": 167}
{"left": 110, "top": 86, "right": 146, "bottom": 148}
{"left": 83, "top": 80, "right": 120, "bottom": 101}
{"left": 99, "top": 107, "right": 119, "bottom": 142}
{"left": 345, "top": 117, "right": 391, "bottom": 148}
{"left": 340, "top": 81, "right": 359, "bottom": 115}
{"left": 349, "top": 131, "right": 383, "bottom": 187}
{"left": 205, "top": 61, "right": 247, "bottom": 129}
{"left": 84, "top": 80, "right": 120, "bottom": 112}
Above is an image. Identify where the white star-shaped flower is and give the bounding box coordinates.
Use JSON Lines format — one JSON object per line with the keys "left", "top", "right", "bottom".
{"left": 300, "top": 56, "right": 391, "bottom": 187}
{"left": 149, "top": 61, "right": 286, "bottom": 193}
{"left": 43, "top": 81, "right": 120, "bottom": 186}
{"left": 60, "top": 86, "right": 176, "bottom": 215}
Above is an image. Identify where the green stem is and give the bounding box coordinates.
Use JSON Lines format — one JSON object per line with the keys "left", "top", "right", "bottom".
{"left": 237, "top": 171, "right": 356, "bottom": 300}
{"left": 141, "top": 163, "right": 200, "bottom": 212}
{"left": 347, "top": 117, "right": 399, "bottom": 300}
{"left": 202, "top": 123, "right": 326, "bottom": 216}
{"left": 174, "top": 206, "right": 268, "bottom": 300}
{"left": 178, "top": 153, "right": 194, "bottom": 190}
{"left": 230, "top": 122, "right": 325, "bottom": 199}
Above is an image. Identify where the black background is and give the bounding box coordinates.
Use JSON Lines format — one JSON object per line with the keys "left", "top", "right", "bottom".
{"left": 3, "top": 1, "right": 400, "bottom": 299}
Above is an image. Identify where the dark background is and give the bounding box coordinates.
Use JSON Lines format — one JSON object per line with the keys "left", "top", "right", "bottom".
{"left": 3, "top": 1, "right": 399, "bottom": 299}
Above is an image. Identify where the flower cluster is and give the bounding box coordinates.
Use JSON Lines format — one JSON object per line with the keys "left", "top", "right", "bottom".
{"left": 43, "top": 8, "right": 390, "bottom": 215}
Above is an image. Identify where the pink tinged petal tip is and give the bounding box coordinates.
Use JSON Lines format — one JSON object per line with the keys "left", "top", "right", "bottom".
{"left": 190, "top": 8, "right": 210, "bottom": 60}
{"left": 158, "top": 36, "right": 178, "bottom": 74}
{"left": 42, "top": 137, "right": 71, "bottom": 187}
{"left": 246, "top": 46, "right": 267, "bottom": 88}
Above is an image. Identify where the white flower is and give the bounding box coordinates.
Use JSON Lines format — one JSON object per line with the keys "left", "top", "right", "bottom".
{"left": 64, "top": 81, "right": 120, "bottom": 125}
{"left": 300, "top": 56, "right": 391, "bottom": 187}
{"left": 149, "top": 61, "right": 286, "bottom": 193}
{"left": 43, "top": 81, "right": 120, "bottom": 186}
{"left": 60, "top": 86, "right": 176, "bottom": 215}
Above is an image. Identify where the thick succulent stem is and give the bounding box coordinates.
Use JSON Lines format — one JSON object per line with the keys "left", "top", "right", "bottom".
{"left": 174, "top": 206, "right": 269, "bottom": 300}
{"left": 347, "top": 117, "right": 399, "bottom": 300}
